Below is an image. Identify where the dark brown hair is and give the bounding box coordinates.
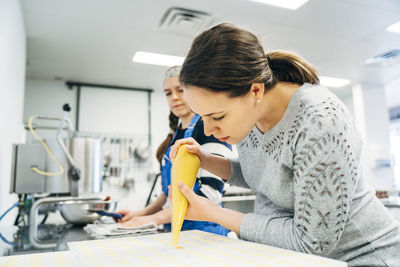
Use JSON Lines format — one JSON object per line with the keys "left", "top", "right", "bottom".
{"left": 180, "top": 23, "right": 319, "bottom": 97}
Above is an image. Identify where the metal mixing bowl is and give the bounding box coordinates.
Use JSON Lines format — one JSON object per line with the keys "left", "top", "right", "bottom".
{"left": 58, "top": 199, "right": 118, "bottom": 225}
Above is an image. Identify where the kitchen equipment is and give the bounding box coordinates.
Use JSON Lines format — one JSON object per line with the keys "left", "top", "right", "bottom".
{"left": 134, "top": 142, "right": 151, "bottom": 160}
{"left": 28, "top": 196, "right": 103, "bottom": 249}
{"left": 58, "top": 199, "right": 118, "bottom": 224}
{"left": 10, "top": 104, "right": 108, "bottom": 249}
{"left": 222, "top": 185, "right": 256, "bottom": 214}
{"left": 10, "top": 126, "right": 103, "bottom": 196}
{"left": 69, "top": 137, "right": 103, "bottom": 195}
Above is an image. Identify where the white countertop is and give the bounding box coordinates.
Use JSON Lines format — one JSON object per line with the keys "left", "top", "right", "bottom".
{"left": 1, "top": 230, "right": 347, "bottom": 267}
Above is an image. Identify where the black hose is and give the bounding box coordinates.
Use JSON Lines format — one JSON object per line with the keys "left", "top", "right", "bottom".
{"left": 13, "top": 213, "right": 20, "bottom": 226}
{"left": 146, "top": 173, "right": 161, "bottom": 206}
{"left": 40, "top": 214, "right": 49, "bottom": 225}
{"left": 13, "top": 194, "right": 23, "bottom": 226}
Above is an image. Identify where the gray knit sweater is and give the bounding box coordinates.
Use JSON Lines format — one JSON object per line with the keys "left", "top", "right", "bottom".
{"left": 228, "top": 83, "right": 400, "bottom": 266}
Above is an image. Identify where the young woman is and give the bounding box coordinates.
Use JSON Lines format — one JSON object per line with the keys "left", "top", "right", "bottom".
{"left": 116, "top": 66, "right": 232, "bottom": 236}
{"left": 170, "top": 23, "right": 400, "bottom": 266}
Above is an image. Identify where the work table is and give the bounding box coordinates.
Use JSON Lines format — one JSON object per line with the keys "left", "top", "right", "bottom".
{"left": 1, "top": 230, "right": 347, "bottom": 266}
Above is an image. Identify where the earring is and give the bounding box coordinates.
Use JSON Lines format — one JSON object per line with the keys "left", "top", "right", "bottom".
{"left": 256, "top": 99, "right": 260, "bottom": 103}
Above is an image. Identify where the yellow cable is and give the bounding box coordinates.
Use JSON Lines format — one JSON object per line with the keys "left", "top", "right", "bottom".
{"left": 28, "top": 115, "right": 65, "bottom": 176}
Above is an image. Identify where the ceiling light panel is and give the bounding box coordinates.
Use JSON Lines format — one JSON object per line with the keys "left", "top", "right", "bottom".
{"left": 132, "top": 51, "right": 185, "bottom": 67}
{"left": 319, "top": 76, "right": 351, "bottom": 88}
{"left": 249, "top": 0, "right": 309, "bottom": 10}
{"left": 387, "top": 20, "right": 400, "bottom": 34}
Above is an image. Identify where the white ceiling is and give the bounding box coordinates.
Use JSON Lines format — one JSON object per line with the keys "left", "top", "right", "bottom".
{"left": 22, "top": 0, "right": 400, "bottom": 103}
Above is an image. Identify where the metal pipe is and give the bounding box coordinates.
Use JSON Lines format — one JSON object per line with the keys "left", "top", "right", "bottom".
{"left": 29, "top": 196, "right": 98, "bottom": 249}
{"left": 26, "top": 116, "right": 74, "bottom": 133}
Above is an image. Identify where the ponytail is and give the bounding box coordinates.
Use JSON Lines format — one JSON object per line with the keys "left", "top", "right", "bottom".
{"left": 156, "top": 111, "right": 179, "bottom": 165}
{"left": 180, "top": 23, "right": 320, "bottom": 97}
{"left": 266, "top": 51, "right": 319, "bottom": 88}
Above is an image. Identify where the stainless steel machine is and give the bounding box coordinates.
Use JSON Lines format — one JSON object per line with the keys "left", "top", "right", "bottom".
{"left": 9, "top": 104, "right": 117, "bottom": 249}
{"left": 10, "top": 135, "right": 103, "bottom": 197}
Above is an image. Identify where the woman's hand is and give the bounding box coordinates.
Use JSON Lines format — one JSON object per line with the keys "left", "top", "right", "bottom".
{"left": 119, "top": 215, "right": 157, "bottom": 227}
{"left": 115, "top": 210, "right": 144, "bottom": 223}
{"left": 169, "top": 137, "right": 209, "bottom": 163}
{"left": 169, "top": 183, "right": 221, "bottom": 222}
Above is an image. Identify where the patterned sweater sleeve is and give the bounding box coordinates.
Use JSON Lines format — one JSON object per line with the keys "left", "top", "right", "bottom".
{"left": 240, "top": 112, "right": 360, "bottom": 255}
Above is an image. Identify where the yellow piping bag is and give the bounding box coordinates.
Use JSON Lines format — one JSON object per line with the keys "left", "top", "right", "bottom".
{"left": 171, "top": 145, "right": 201, "bottom": 248}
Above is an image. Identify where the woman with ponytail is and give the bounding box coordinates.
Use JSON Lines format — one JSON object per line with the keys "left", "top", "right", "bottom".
{"left": 170, "top": 23, "right": 400, "bottom": 265}
{"left": 116, "top": 66, "right": 232, "bottom": 236}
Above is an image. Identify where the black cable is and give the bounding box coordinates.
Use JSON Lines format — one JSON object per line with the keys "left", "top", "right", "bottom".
{"left": 14, "top": 194, "right": 23, "bottom": 226}
{"left": 146, "top": 173, "right": 161, "bottom": 206}
{"left": 13, "top": 213, "right": 20, "bottom": 226}
{"left": 40, "top": 214, "right": 49, "bottom": 225}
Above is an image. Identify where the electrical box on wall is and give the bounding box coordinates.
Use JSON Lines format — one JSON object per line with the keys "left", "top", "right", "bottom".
{"left": 10, "top": 144, "right": 46, "bottom": 193}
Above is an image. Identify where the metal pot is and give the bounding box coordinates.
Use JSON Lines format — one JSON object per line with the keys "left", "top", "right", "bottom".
{"left": 46, "top": 136, "right": 103, "bottom": 196}
{"left": 69, "top": 137, "right": 103, "bottom": 195}
{"left": 58, "top": 199, "right": 117, "bottom": 225}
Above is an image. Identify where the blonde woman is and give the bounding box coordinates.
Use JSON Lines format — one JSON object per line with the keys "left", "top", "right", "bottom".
{"left": 117, "top": 66, "right": 232, "bottom": 236}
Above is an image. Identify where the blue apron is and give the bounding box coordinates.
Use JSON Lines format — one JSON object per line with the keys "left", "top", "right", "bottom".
{"left": 161, "top": 115, "right": 229, "bottom": 236}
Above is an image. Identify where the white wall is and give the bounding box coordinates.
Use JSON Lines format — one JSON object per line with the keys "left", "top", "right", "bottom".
{"left": 78, "top": 87, "right": 149, "bottom": 134}
{"left": 24, "top": 79, "right": 77, "bottom": 136}
{"left": 0, "top": 0, "right": 26, "bottom": 226}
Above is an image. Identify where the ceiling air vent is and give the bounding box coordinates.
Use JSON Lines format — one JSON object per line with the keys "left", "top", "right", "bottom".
{"left": 159, "top": 7, "right": 214, "bottom": 36}
{"left": 364, "top": 49, "right": 400, "bottom": 66}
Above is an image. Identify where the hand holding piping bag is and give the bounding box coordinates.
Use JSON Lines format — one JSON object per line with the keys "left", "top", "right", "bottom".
{"left": 170, "top": 144, "right": 221, "bottom": 247}
{"left": 169, "top": 141, "right": 220, "bottom": 223}
{"left": 171, "top": 182, "right": 220, "bottom": 222}
{"left": 171, "top": 144, "right": 201, "bottom": 247}
{"left": 169, "top": 137, "right": 208, "bottom": 164}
